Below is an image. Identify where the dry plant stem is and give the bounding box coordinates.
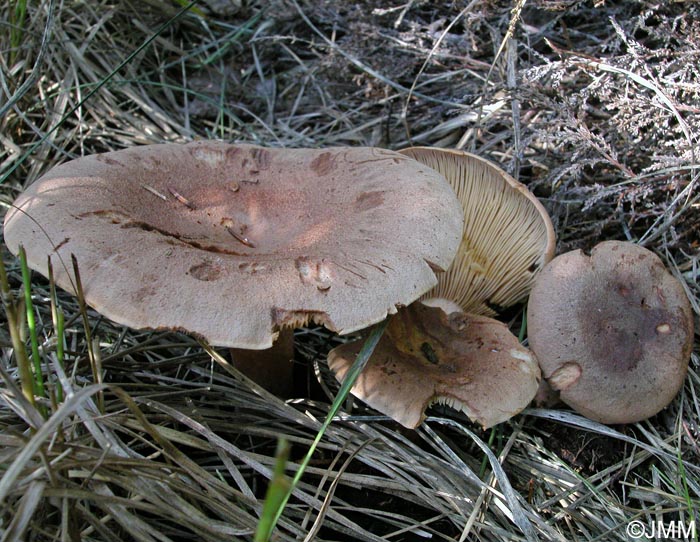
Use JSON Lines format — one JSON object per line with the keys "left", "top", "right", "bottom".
{"left": 70, "top": 254, "right": 103, "bottom": 414}
{"left": 230, "top": 328, "right": 295, "bottom": 397}
{"left": 464, "top": 0, "right": 526, "bottom": 151}
{"left": 47, "top": 257, "right": 65, "bottom": 403}
{"left": 0, "top": 255, "right": 35, "bottom": 406}
{"left": 289, "top": 0, "right": 466, "bottom": 110}
{"left": 303, "top": 439, "right": 374, "bottom": 541}
{"left": 2, "top": 0, "right": 55, "bottom": 118}
{"left": 402, "top": 0, "right": 478, "bottom": 143}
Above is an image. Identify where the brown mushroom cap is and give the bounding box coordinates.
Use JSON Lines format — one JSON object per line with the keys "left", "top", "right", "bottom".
{"left": 4, "top": 142, "right": 463, "bottom": 348}
{"left": 328, "top": 301, "right": 541, "bottom": 429}
{"left": 398, "top": 147, "right": 556, "bottom": 316}
{"left": 527, "top": 241, "right": 694, "bottom": 424}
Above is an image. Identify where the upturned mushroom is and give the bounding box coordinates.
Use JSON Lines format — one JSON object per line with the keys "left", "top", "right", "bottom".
{"left": 527, "top": 241, "right": 694, "bottom": 424}
{"left": 399, "top": 147, "right": 556, "bottom": 316}
{"left": 328, "top": 300, "right": 541, "bottom": 429}
{"left": 4, "top": 142, "right": 464, "bottom": 392}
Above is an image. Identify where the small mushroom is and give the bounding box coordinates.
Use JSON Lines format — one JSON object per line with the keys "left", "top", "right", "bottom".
{"left": 4, "top": 142, "right": 464, "bottom": 392}
{"left": 329, "top": 301, "right": 541, "bottom": 429}
{"left": 527, "top": 241, "right": 694, "bottom": 424}
{"left": 399, "top": 147, "right": 556, "bottom": 315}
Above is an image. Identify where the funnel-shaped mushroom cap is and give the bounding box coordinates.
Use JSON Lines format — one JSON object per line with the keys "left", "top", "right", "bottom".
{"left": 399, "top": 147, "right": 555, "bottom": 316}
{"left": 527, "top": 241, "right": 694, "bottom": 424}
{"left": 4, "top": 142, "right": 463, "bottom": 348}
{"left": 328, "top": 302, "right": 541, "bottom": 429}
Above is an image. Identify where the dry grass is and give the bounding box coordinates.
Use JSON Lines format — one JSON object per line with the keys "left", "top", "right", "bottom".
{"left": 1, "top": 1, "right": 699, "bottom": 541}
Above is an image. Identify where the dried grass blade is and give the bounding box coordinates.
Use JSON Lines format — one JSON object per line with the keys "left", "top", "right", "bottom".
{"left": 0, "top": 383, "right": 107, "bottom": 504}
{"left": 0, "top": 480, "right": 46, "bottom": 542}
{"left": 70, "top": 254, "right": 102, "bottom": 413}
{"left": 303, "top": 439, "right": 373, "bottom": 542}
{"left": 0, "top": 0, "right": 201, "bottom": 186}
{"left": 525, "top": 408, "right": 698, "bottom": 468}
{"left": 0, "top": 252, "right": 35, "bottom": 407}
{"left": 0, "top": 365, "right": 44, "bottom": 428}
{"left": 426, "top": 418, "right": 540, "bottom": 542}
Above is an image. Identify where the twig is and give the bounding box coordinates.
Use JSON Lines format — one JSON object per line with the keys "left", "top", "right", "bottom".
{"left": 168, "top": 187, "right": 197, "bottom": 210}
{"left": 141, "top": 184, "right": 167, "bottom": 200}
{"left": 225, "top": 225, "right": 255, "bottom": 248}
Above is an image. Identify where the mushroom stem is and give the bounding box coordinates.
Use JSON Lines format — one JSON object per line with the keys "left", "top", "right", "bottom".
{"left": 229, "top": 328, "right": 295, "bottom": 397}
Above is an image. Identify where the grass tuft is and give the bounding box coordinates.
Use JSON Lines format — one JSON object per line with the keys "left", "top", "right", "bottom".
{"left": 18, "top": 245, "right": 46, "bottom": 412}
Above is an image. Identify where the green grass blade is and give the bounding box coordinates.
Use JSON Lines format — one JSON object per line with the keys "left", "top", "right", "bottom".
{"left": 9, "top": 0, "right": 28, "bottom": 66}
{"left": 18, "top": 246, "right": 47, "bottom": 409}
{"left": 259, "top": 317, "right": 389, "bottom": 541}
{"left": 480, "top": 426, "right": 498, "bottom": 478}
{"left": 254, "top": 438, "right": 291, "bottom": 542}
{"left": 518, "top": 305, "right": 527, "bottom": 343}
{"left": 198, "top": 10, "right": 264, "bottom": 66}
{"left": 171, "top": 0, "right": 205, "bottom": 18}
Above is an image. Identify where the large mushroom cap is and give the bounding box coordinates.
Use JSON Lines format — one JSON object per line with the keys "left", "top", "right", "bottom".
{"left": 4, "top": 142, "right": 463, "bottom": 348}
{"left": 399, "top": 147, "right": 555, "bottom": 316}
{"left": 328, "top": 302, "right": 541, "bottom": 429}
{"left": 527, "top": 241, "right": 694, "bottom": 424}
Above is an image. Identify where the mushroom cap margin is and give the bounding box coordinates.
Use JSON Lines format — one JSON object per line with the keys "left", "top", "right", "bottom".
{"left": 4, "top": 142, "right": 465, "bottom": 348}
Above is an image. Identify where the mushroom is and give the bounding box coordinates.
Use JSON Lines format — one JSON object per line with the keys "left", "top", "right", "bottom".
{"left": 4, "top": 142, "right": 464, "bottom": 392}
{"left": 399, "top": 147, "right": 556, "bottom": 316}
{"left": 527, "top": 241, "right": 694, "bottom": 424}
{"left": 328, "top": 300, "right": 541, "bottom": 429}
{"left": 328, "top": 148, "right": 554, "bottom": 427}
